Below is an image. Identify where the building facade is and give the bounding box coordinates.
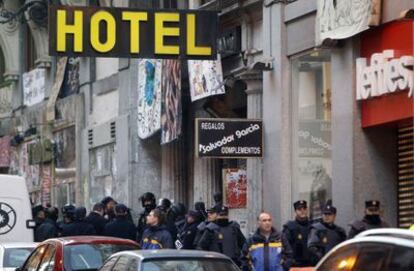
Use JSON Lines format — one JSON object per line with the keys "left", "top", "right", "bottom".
{"left": 0, "top": 0, "right": 412, "bottom": 233}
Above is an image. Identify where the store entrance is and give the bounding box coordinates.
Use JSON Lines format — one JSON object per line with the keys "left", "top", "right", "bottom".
{"left": 397, "top": 125, "right": 414, "bottom": 228}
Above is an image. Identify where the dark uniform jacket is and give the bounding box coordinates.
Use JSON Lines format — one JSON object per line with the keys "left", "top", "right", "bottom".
{"left": 307, "top": 221, "right": 346, "bottom": 265}
{"left": 242, "top": 228, "right": 293, "bottom": 271}
{"left": 197, "top": 220, "right": 246, "bottom": 266}
{"left": 137, "top": 210, "right": 151, "bottom": 242}
{"left": 348, "top": 216, "right": 389, "bottom": 239}
{"left": 177, "top": 221, "right": 199, "bottom": 249}
{"left": 85, "top": 212, "right": 108, "bottom": 235}
{"left": 193, "top": 221, "right": 209, "bottom": 248}
{"left": 35, "top": 218, "right": 58, "bottom": 242}
{"left": 141, "top": 225, "right": 174, "bottom": 249}
{"left": 104, "top": 216, "right": 137, "bottom": 241}
{"left": 282, "top": 218, "right": 312, "bottom": 267}
{"left": 60, "top": 221, "right": 96, "bottom": 237}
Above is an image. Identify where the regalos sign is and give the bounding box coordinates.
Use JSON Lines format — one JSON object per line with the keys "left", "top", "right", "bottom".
{"left": 48, "top": 6, "right": 218, "bottom": 60}
{"left": 356, "top": 50, "right": 413, "bottom": 100}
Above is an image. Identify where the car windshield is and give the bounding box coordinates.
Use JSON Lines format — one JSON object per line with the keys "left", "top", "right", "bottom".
{"left": 3, "top": 247, "right": 34, "bottom": 268}
{"left": 64, "top": 244, "right": 137, "bottom": 271}
{"left": 141, "top": 259, "right": 239, "bottom": 271}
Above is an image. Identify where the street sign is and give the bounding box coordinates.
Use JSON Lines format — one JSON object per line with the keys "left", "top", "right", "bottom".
{"left": 48, "top": 5, "right": 218, "bottom": 60}
{"left": 195, "top": 118, "right": 263, "bottom": 158}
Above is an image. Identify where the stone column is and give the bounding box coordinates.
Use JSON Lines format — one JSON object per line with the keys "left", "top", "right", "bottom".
{"left": 193, "top": 109, "right": 220, "bottom": 207}
{"left": 241, "top": 73, "right": 263, "bottom": 234}
{"left": 161, "top": 139, "right": 186, "bottom": 203}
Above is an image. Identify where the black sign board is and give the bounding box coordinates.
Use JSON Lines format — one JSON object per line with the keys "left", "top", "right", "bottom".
{"left": 49, "top": 5, "right": 218, "bottom": 60}
{"left": 195, "top": 118, "right": 263, "bottom": 158}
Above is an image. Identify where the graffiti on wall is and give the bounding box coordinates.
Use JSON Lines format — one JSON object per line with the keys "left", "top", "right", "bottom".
{"left": 188, "top": 56, "right": 225, "bottom": 102}
{"left": 137, "top": 59, "right": 162, "bottom": 139}
{"left": 161, "top": 60, "right": 182, "bottom": 144}
{"left": 223, "top": 168, "right": 247, "bottom": 209}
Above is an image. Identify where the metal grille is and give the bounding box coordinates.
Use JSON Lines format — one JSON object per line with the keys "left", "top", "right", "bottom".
{"left": 398, "top": 125, "right": 414, "bottom": 228}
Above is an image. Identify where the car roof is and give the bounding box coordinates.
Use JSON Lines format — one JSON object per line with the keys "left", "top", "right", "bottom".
{"left": 43, "top": 236, "right": 139, "bottom": 246}
{"left": 0, "top": 243, "right": 37, "bottom": 249}
{"left": 110, "top": 249, "right": 232, "bottom": 261}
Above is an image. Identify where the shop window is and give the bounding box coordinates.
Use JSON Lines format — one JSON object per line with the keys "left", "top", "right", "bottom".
{"left": 291, "top": 50, "right": 332, "bottom": 220}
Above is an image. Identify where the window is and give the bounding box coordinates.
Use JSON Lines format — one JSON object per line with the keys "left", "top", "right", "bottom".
{"left": 63, "top": 244, "right": 138, "bottom": 271}
{"left": 23, "top": 245, "right": 47, "bottom": 271}
{"left": 352, "top": 243, "right": 392, "bottom": 271}
{"left": 387, "top": 245, "right": 414, "bottom": 270}
{"left": 3, "top": 248, "right": 34, "bottom": 268}
{"left": 140, "top": 259, "right": 239, "bottom": 271}
{"left": 291, "top": 50, "right": 332, "bottom": 220}
{"left": 318, "top": 244, "right": 359, "bottom": 271}
{"left": 112, "top": 257, "right": 130, "bottom": 271}
{"left": 38, "top": 245, "right": 56, "bottom": 271}
{"left": 100, "top": 257, "right": 119, "bottom": 271}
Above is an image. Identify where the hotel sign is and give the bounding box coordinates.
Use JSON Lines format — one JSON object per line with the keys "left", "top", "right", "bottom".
{"left": 356, "top": 50, "right": 414, "bottom": 100}
{"left": 49, "top": 6, "right": 218, "bottom": 60}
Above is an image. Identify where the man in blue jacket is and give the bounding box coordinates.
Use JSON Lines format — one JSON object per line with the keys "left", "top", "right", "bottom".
{"left": 141, "top": 208, "right": 174, "bottom": 249}
{"left": 242, "top": 212, "right": 293, "bottom": 271}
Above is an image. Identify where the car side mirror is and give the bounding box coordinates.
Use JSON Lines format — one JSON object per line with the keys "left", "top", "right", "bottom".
{"left": 26, "top": 219, "right": 36, "bottom": 229}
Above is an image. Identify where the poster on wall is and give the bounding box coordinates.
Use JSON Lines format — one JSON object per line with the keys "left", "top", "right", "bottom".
{"left": 0, "top": 136, "right": 11, "bottom": 168}
{"left": 137, "top": 59, "right": 162, "bottom": 139}
{"left": 23, "top": 68, "right": 46, "bottom": 107}
{"left": 0, "top": 84, "right": 12, "bottom": 118}
{"left": 188, "top": 56, "right": 225, "bottom": 102}
{"left": 41, "top": 165, "right": 52, "bottom": 206}
{"left": 61, "top": 57, "right": 80, "bottom": 98}
{"left": 316, "top": 0, "right": 381, "bottom": 45}
{"left": 161, "top": 60, "right": 182, "bottom": 144}
{"left": 223, "top": 168, "right": 247, "bottom": 209}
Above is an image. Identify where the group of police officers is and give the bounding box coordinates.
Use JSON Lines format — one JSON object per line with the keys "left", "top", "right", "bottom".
{"left": 31, "top": 192, "right": 389, "bottom": 271}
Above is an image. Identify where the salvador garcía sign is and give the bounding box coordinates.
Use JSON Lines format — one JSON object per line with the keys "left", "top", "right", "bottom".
{"left": 195, "top": 118, "right": 263, "bottom": 158}
{"left": 48, "top": 5, "right": 218, "bottom": 60}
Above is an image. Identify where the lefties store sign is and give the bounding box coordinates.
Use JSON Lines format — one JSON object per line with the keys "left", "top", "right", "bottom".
{"left": 48, "top": 6, "right": 218, "bottom": 59}
{"left": 356, "top": 50, "right": 413, "bottom": 100}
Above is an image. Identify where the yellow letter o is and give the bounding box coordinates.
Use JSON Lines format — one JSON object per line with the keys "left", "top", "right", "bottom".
{"left": 90, "top": 11, "right": 116, "bottom": 53}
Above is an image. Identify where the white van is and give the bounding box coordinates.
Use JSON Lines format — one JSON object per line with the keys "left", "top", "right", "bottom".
{"left": 0, "top": 175, "right": 35, "bottom": 242}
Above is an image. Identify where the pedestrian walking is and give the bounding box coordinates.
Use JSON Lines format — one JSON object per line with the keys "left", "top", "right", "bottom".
{"left": 282, "top": 200, "right": 312, "bottom": 267}
{"left": 348, "top": 200, "right": 389, "bottom": 239}
{"left": 196, "top": 206, "right": 246, "bottom": 267}
{"left": 141, "top": 208, "right": 174, "bottom": 249}
{"left": 307, "top": 202, "right": 346, "bottom": 265}
{"left": 242, "top": 212, "right": 293, "bottom": 271}
{"left": 85, "top": 203, "right": 108, "bottom": 235}
{"left": 104, "top": 204, "right": 136, "bottom": 241}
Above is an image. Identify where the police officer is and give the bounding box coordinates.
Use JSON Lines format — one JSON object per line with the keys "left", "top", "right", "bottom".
{"left": 61, "top": 207, "right": 96, "bottom": 236}
{"left": 193, "top": 205, "right": 219, "bottom": 247}
{"left": 35, "top": 207, "right": 59, "bottom": 242}
{"left": 104, "top": 204, "right": 136, "bottom": 241}
{"left": 197, "top": 206, "right": 246, "bottom": 267}
{"left": 348, "top": 200, "right": 389, "bottom": 239}
{"left": 101, "top": 196, "right": 117, "bottom": 221}
{"left": 85, "top": 203, "right": 108, "bottom": 235}
{"left": 158, "top": 198, "right": 178, "bottom": 240}
{"left": 137, "top": 192, "right": 157, "bottom": 242}
{"left": 176, "top": 210, "right": 202, "bottom": 249}
{"left": 307, "top": 202, "right": 346, "bottom": 265}
{"left": 141, "top": 208, "right": 174, "bottom": 249}
{"left": 282, "top": 200, "right": 312, "bottom": 267}
{"left": 242, "top": 212, "right": 293, "bottom": 271}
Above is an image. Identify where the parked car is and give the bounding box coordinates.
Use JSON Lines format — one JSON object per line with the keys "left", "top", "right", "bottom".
{"left": 315, "top": 228, "right": 414, "bottom": 271}
{"left": 17, "top": 236, "right": 139, "bottom": 271}
{"left": 0, "top": 243, "right": 36, "bottom": 271}
{"left": 99, "top": 250, "right": 240, "bottom": 271}
{"left": 0, "top": 175, "right": 36, "bottom": 242}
